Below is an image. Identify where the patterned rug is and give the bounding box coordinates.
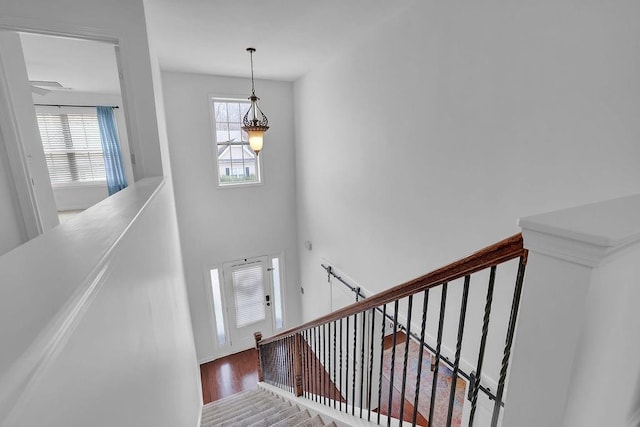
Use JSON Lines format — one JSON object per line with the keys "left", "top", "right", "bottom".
{"left": 382, "top": 338, "right": 466, "bottom": 427}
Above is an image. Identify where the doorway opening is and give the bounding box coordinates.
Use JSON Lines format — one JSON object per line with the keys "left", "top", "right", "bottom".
{"left": 19, "top": 32, "right": 134, "bottom": 222}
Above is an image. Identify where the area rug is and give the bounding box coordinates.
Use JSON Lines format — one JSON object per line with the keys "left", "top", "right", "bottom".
{"left": 382, "top": 338, "right": 466, "bottom": 427}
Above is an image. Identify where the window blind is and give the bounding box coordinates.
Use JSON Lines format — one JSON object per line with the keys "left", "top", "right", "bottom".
{"left": 232, "top": 264, "right": 266, "bottom": 328}
{"left": 36, "top": 110, "right": 106, "bottom": 184}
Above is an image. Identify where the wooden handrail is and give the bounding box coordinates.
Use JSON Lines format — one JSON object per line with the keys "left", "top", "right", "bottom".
{"left": 260, "top": 233, "right": 526, "bottom": 346}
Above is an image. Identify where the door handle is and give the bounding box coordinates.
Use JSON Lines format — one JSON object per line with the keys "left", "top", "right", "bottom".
{"left": 265, "top": 294, "right": 270, "bottom": 306}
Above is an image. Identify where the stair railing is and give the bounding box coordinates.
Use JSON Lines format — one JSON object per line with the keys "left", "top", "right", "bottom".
{"left": 255, "top": 234, "right": 527, "bottom": 427}
{"left": 322, "top": 262, "right": 502, "bottom": 413}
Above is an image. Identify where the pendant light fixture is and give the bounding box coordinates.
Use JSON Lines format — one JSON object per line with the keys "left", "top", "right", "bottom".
{"left": 242, "top": 47, "right": 269, "bottom": 156}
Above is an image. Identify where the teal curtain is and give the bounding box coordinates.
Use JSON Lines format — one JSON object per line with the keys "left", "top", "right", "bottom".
{"left": 97, "top": 106, "right": 127, "bottom": 195}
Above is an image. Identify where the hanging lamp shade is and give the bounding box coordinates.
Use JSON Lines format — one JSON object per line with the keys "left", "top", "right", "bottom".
{"left": 242, "top": 47, "right": 269, "bottom": 156}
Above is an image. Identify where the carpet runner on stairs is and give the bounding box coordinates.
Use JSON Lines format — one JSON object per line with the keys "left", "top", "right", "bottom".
{"left": 201, "top": 389, "right": 337, "bottom": 427}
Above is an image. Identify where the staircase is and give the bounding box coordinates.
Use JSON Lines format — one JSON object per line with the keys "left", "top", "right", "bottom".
{"left": 201, "top": 388, "right": 337, "bottom": 427}
{"left": 255, "top": 234, "right": 529, "bottom": 426}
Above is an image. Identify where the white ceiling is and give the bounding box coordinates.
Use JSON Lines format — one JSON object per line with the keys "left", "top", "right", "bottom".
{"left": 144, "top": 0, "right": 414, "bottom": 81}
{"left": 17, "top": 1, "right": 412, "bottom": 95}
{"left": 20, "top": 33, "right": 121, "bottom": 95}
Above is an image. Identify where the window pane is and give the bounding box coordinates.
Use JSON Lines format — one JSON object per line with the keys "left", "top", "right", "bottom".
{"left": 210, "top": 269, "right": 226, "bottom": 345}
{"left": 272, "top": 257, "right": 283, "bottom": 329}
{"left": 240, "top": 103, "right": 250, "bottom": 119}
{"left": 227, "top": 102, "right": 241, "bottom": 123}
{"left": 229, "top": 123, "right": 241, "bottom": 142}
{"left": 212, "top": 98, "right": 260, "bottom": 186}
{"left": 214, "top": 102, "right": 228, "bottom": 122}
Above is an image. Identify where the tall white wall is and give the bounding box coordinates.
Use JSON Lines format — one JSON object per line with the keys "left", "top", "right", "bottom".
{"left": 294, "top": 0, "right": 640, "bottom": 408}
{"left": 161, "top": 71, "right": 300, "bottom": 361}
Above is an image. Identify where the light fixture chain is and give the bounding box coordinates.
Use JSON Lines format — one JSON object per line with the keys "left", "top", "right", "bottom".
{"left": 250, "top": 49, "right": 256, "bottom": 96}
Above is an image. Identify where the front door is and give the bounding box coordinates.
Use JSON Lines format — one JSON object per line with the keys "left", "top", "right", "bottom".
{"left": 223, "top": 256, "right": 273, "bottom": 351}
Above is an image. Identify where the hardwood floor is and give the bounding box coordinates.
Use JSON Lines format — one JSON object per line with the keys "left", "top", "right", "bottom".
{"left": 200, "top": 349, "right": 259, "bottom": 404}
{"left": 373, "top": 331, "right": 429, "bottom": 426}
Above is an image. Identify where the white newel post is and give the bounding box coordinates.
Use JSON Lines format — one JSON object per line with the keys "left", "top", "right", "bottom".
{"left": 502, "top": 194, "right": 640, "bottom": 427}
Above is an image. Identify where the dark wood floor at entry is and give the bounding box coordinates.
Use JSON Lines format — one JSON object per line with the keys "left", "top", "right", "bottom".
{"left": 200, "top": 348, "right": 259, "bottom": 404}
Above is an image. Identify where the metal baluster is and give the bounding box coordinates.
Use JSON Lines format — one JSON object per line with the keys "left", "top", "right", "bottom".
{"left": 340, "top": 317, "right": 344, "bottom": 412}
{"left": 387, "top": 300, "right": 399, "bottom": 427}
{"left": 412, "top": 290, "right": 429, "bottom": 427}
{"left": 276, "top": 342, "right": 280, "bottom": 387}
{"left": 303, "top": 330, "right": 307, "bottom": 398}
{"left": 345, "top": 315, "right": 350, "bottom": 410}
{"left": 288, "top": 336, "right": 292, "bottom": 392}
{"left": 276, "top": 341, "right": 280, "bottom": 387}
{"left": 266, "top": 343, "right": 270, "bottom": 385}
{"left": 283, "top": 337, "right": 288, "bottom": 391}
{"left": 320, "top": 326, "right": 324, "bottom": 403}
{"left": 429, "top": 282, "right": 448, "bottom": 426}
{"left": 368, "top": 309, "right": 376, "bottom": 422}
{"left": 316, "top": 327, "right": 321, "bottom": 402}
{"left": 265, "top": 344, "right": 269, "bottom": 384}
{"left": 399, "top": 295, "right": 414, "bottom": 424}
{"left": 333, "top": 320, "right": 337, "bottom": 408}
{"left": 281, "top": 340, "right": 284, "bottom": 388}
{"left": 446, "top": 276, "right": 471, "bottom": 426}
{"left": 352, "top": 313, "right": 358, "bottom": 416}
{"left": 272, "top": 342, "right": 276, "bottom": 385}
{"left": 312, "top": 327, "right": 317, "bottom": 401}
{"left": 288, "top": 337, "right": 292, "bottom": 391}
{"left": 293, "top": 335, "right": 297, "bottom": 393}
{"left": 281, "top": 339, "right": 285, "bottom": 389}
{"left": 290, "top": 335, "right": 295, "bottom": 393}
{"left": 328, "top": 322, "right": 332, "bottom": 406}
{"left": 360, "top": 310, "right": 367, "bottom": 418}
{"left": 308, "top": 329, "right": 313, "bottom": 398}
{"left": 286, "top": 338, "right": 289, "bottom": 390}
{"left": 307, "top": 330, "right": 312, "bottom": 398}
{"left": 469, "top": 267, "right": 496, "bottom": 426}
{"left": 260, "top": 344, "right": 266, "bottom": 384}
{"left": 323, "top": 323, "right": 327, "bottom": 405}
{"left": 274, "top": 341, "right": 278, "bottom": 387}
{"left": 262, "top": 344, "right": 267, "bottom": 384}
{"left": 325, "top": 323, "right": 329, "bottom": 404}
{"left": 377, "top": 304, "right": 387, "bottom": 425}
{"left": 274, "top": 342, "right": 277, "bottom": 386}
{"left": 491, "top": 256, "right": 527, "bottom": 427}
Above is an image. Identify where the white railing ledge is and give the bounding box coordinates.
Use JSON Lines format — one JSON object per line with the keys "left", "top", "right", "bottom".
{"left": 0, "top": 177, "right": 164, "bottom": 385}
{"left": 518, "top": 193, "right": 640, "bottom": 267}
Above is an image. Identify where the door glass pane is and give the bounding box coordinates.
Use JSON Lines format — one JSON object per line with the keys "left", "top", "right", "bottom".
{"left": 232, "top": 264, "right": 266, "bottom": 328}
